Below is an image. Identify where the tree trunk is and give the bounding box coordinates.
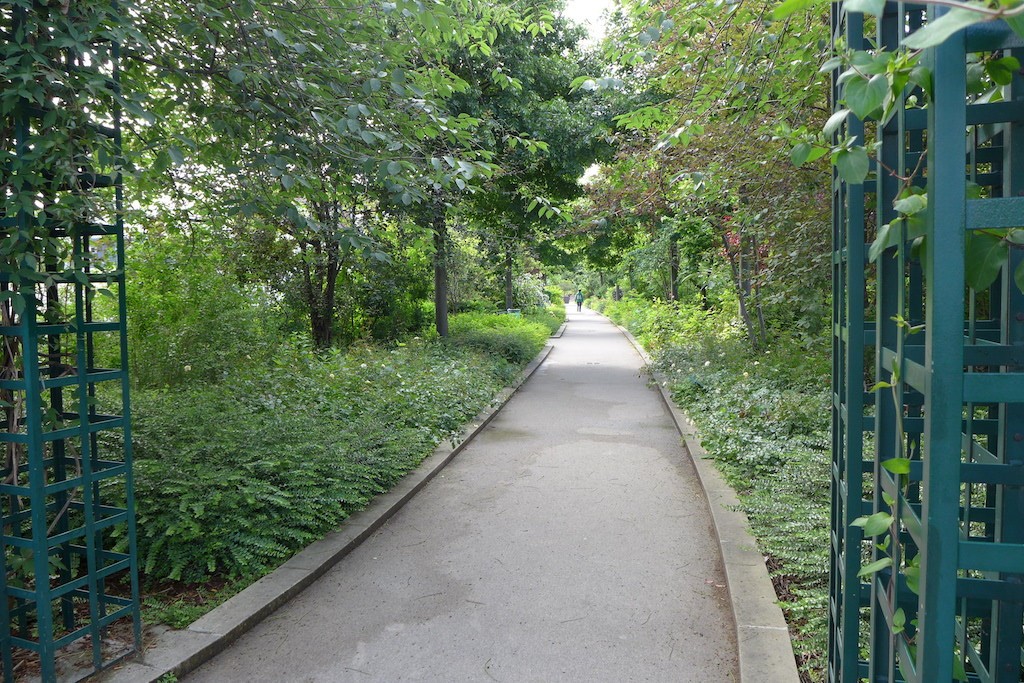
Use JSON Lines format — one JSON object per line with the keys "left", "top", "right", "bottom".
{"left": 504, "top": 246, "right": 513, "bottom": 310}
{"left": 433, "top": 201, "right": 449, "bottom": 337}
{"left": 722, "top": 233, "right": 760, "bottom": 349}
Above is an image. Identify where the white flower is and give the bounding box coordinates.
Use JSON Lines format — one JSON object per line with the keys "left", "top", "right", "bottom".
{"left": 743, "top": 372, "right": 749, "bottom": 378}
{"left": 704, "top": 360, "right": 711, "bottom": 367}
{"left": 329, "top": 373, "right": 335, "bottom": 379}
{"left": 184, "top": 365, "right": 192, "bottom": 372}
{"left": 360, "top": 363, "right": 367, "bottom": 368}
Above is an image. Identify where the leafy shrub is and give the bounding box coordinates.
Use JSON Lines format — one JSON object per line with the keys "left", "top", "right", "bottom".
{"left": 447, "top": 312, "right": 549, "bottom": 364}
{"left": 525, "top": 305, "right": 565, "bottom": 335}
{"left": 116, "top": 232, "right": 279, "bottom": 388}
{"left": 599, "top": 294, "right": 739, "bottom": 352}
{"left": 124, "top": 340, "right": 517, "bottom": 583}
{"left": 511, "top": 273, "right": 548, "bottom": 312}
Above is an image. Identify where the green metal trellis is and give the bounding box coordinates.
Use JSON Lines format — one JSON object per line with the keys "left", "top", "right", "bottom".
{"left": 1, "top": 3, "right": 141, "bottom": 681}
{"left": 832, "top": 4, "right": 1024, "bottom": 682}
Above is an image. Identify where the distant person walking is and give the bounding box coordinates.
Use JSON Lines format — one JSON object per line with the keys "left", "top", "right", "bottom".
{"left": 574, "top": 289, "right": 584, "bottom": 312}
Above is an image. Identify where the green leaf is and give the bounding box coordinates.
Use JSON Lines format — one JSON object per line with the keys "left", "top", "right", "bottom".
{"left": 834, "top": 147, "right": 870, "bottom": 184}
{"left": 228, "top": 67, "right": 245, "bottom": 84}
{"left": 903, "top": 7, "right": 989, "bottom": 50}
{"left": 820, "top": 56, "right": 843, "bottom": 73}
{"left": 869, "top": 380, "right": 893, "bottom": 391}
{"left": 844, "top": 0, "right": 886, "bottom": 16}
{"left": 882, "top": 491, "right": 896, "bottom": 507}
{"left": 857, "top": 556, "right": 893, "bottom": 577}
{"left": 881, "top": 457, "right": 911, "bottom": 474}
{"left": 1005, "top": 13, "right": 1024, "bottom": 40}
{"left": 986, "top": 56, "right": 1020, "bottom": 85}
{"left": 387, "top": 161, "right": 401, "bottom": 176}
{"left": 168, "top": 146, "right": 185, "bottom": 166}
{"left": 904, "top": 564, "right": 920, "bottom": 594}
{"left": 893, "top": 607, "right": 906, "bottom": 633}
{"left": 823, "top": 109, "right": 850, "bottom": 137}
{"left": 791, "top": 142, "right": 812, "bottom": 166}
{"left": 852, "top": 511, "right": 894, "bottom": 536}
{"left": 953, "top": 653, "right": 968, "bottom": 681}
{"left": 893, "top": 193, "right": 927, "bottom": 216}
{"left": 965, "top": 232, "right": 1007, "bottom": 290}
{"left": 869, "top": 220, "right": 901, "bottom": 262}
{"left": 845, "top": 74, "right": 888, "bottom": 119}
{"left": 771, "top": 0, "right": 828, "bottom": 20}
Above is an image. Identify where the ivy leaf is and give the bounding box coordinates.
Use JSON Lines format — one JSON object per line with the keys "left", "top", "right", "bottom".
{"left": 857, "top": 556, "right": 893, "bottom": 577}
{"left": 903, "top": 7, "right": 989, "bottom": 50}
{"left": 845, "top": 74, "right": 888, "bottom": 119}
{"left": 881, "top": 457, "right": 911, "bottom": 474}
{"left": 965, "top": 232, "right": 1007, "bottom": 290}
{"left": 834, "top": 147, "right": 869, "bottom": 184}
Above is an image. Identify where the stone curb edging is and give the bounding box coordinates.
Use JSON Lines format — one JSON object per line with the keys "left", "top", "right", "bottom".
{"left": 96, "top": 343, "right": 555, "bottom": 683}
{"left": 550, "top": 321, "right": 567, "bottom": 338}
{"left": 613, "top": 322, "right": 801, "bottom": 683}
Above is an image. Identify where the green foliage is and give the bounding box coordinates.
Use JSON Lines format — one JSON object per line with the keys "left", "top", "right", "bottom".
{"left": 447, "top": 312, "right": 549, "bottom": 364}
{"left": 598, "top": 294, "right": 739, "bottom": 353}
{"left": 117, "top": 232, "right": 279, "bottom": 388}
{"left": 525, "top": 305, "right": 565, "bottom": 335}
{"left": 658, "top": 339, "right": 831, "bottom": 678}
{"left": 122, "top": 339, "right": 518, "bottom": 583}
{"left": 511, "top": 273, "right": 549, "bottom": 312}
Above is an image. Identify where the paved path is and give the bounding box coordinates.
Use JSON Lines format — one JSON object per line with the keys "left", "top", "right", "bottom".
{"left": 185, "top": 307, "right": 739, "bottom": 683}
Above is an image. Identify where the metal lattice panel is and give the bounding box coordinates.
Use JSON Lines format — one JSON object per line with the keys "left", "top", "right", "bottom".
{"left": 831, "top": 4, "right": 1024, "bottom": 682}
{"left": 1, "top": 3, "right": 141, "bottom": 680}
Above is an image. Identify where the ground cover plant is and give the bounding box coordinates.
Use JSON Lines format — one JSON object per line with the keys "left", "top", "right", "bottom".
{"left": 600, "top": 296, "right": 831, "bottom": 682}
{"left": 99, "top": 311, "right": 550, "bottom": 626}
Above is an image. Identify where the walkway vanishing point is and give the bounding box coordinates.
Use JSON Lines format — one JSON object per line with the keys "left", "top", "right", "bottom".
{"left": 107, "top": 307, "right": 798, "bottom": 683}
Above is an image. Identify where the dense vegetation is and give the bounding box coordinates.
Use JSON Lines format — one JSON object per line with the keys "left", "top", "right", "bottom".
{"left": 20, "top": 0, "right": 1008, "bottom": 679}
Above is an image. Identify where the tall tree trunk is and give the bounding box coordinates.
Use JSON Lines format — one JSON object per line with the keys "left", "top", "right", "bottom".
{"left": 433, "top": 200, "right": 449, "bottom": 337}
{"left": 504, "top": 246, "right": 514, "bottom": 310}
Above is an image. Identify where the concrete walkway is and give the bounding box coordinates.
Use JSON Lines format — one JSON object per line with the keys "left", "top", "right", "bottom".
{"left": 183, "top": 307, "right": 739, "bottom": 682}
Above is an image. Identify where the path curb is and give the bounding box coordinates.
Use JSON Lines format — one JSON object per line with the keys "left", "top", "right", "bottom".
{"left": 97, "top": 344, "right": 554, "bottom": 683}
{"left": 614, "top": 322, "right": 801, "bottom": 683}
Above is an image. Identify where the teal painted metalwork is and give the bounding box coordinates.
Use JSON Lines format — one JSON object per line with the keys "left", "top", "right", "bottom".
{"left": 831, "top": 3, "right": 1024, "bottom": 681}
{"left": 1, "top": 4, "right": 141, "bottom": 681}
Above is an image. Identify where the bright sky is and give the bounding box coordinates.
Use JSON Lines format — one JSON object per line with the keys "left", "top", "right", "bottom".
{"left": 562, "top": 0, "right": 615, "bottom": 43}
